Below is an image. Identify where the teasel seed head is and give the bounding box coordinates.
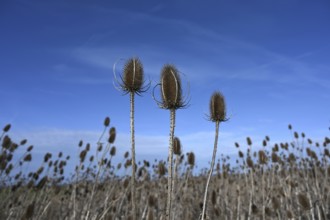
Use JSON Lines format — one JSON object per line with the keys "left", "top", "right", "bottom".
{"left": 159, "top": 64, "right": 184, "bottom": 109}
{"left": 3, "top": 124, "right": 11, "bottom": 132}
{"left": 113, "top": 57, "right": 150, "bottom": 95}
{"left": 104, "top": 117, "right": 110, "bottom": 127}
{"left": 246, "top": 156, "right": 254, "bottom": 168}
{"left": 24, "top": 154, "right": 32, "bottom": 162}
{"left": 173, "top": 137, "right": 182, "bottom": 155}
{"left": 298, "top": 193, "right": 310, "bottom": 210}
{"left": 258, "top": 150, "right": 268, "bottom": 165}
{"left": 209, "top": 91, "right": 227, "bottom": 122}
{"left": 110, "top": 146, "right": 116, "bottom": 156}
{"left": 238, "top": 151, "right": 244, "bottom": 158}
{"left": 123, "top": 57, "right": 143, "bottom": 91}
{"left": 158, "top": 161, "right": 166, "bottom": 177}
{"left": 187, "top": 152, "right": 195, "bottom": 167}
{"left": 108, "top": 127, "right": 116, "bottom": 144}
{"left": 246, "top": 137, "right": 252, "bottom": 146}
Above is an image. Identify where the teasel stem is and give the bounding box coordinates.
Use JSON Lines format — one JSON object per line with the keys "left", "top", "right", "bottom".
{"left": 166, "top": 109, "right": 176, "bottom": 220}
{"left": 201, "top": 120, "right": 219, "bottom": 220}
{"left": 130, "top": 91, "right": 137, "bottom": 220}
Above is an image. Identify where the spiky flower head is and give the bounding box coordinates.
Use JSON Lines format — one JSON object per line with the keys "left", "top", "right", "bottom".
{"left": 173, "top": 137, "right": 182, "bottom": 155}
{"left": 123, "top": 58, "right": 143, "bottom": 92}
{"left": 209, "top": 91, "right": 227, "bottom": 122}
{"left": 160, "top": 64, "right": 184, "bottom": 109}
{"left": 113, "top": 57, "right": 149, "bottom": 95}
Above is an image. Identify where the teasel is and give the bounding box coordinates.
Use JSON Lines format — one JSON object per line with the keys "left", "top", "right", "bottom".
{"left": 172, "top": 136, "right": 182, "bottom": 204}
{"left": 153, "top": 64, "right": 189, "bottom": 220}
{"left": 113, "top": 57, "right": 150, "bottom": 220}
{"left": 201, "top": 91, "right": 227, "bottom": 220}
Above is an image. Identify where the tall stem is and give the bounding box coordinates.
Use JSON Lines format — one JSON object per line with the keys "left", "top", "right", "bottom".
{"left": 130, "top": 92, "right": 137, "bottom": 220}
{"left": 201, "top": 121, "right": 220, "bottom": 220}
{"left": 166, "top": 109, "right": 176, "bottom": 220}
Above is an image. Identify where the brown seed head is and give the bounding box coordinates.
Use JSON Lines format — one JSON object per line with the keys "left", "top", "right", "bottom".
{"left": 173, "top": 137, "right": 182, "bottom": 155}
{"left": 104, "top": 117, "right": 110, "bottom": 127}
{"left": 246, "top": 137, "right": 252, "bottom": 146}
{"left": 110, "top": 146, "right": 116, "bottom": 156}
{"left": 298, "top": 193, "right": 310, "bottom": 210}
{"left": 160, "top": 64, "right": 183, "bottom": 109}
{"left": 258, "top": 150, "right": 268, "bottom": 165}
{"left": 209, "top": 91, "right": 226, "bottom": 122}
{"left": 3, "top": 124, "right": 11, "bottom": 132}
{"left": 123, "top": 57, "right": 144, "bottom": 92}
{"left": 187, "top": 152, "right": 195, "bottom": 166}
{"left": 109, "top": 127, "right": 116, "bottom": 144}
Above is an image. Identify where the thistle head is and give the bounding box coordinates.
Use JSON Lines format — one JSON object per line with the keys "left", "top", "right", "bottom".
{"left": 173, "top": 137, "right": 182, "bottom": 155}
{"left": 113, "top": 57, "right": 149, "bottom": 95}
{"left": 154, "top": 64, "right": 189, "bottom": 109}
{"left": 209, "top": 91, "right": 227, "bottom": 122}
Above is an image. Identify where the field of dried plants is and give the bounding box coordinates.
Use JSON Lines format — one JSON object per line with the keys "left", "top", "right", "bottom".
{"left": 1, "top": 121, "right": 329, "bottom": 220}
{"left": 1, "top": 58, "right": 329, "bottom": 219}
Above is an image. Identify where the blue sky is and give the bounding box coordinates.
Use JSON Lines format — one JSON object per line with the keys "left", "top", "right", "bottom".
{"left": 1, "top": 0, "right": 330, "bottom": 172}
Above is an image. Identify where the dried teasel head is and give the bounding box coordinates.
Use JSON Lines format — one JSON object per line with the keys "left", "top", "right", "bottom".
{"left": 161, "top": 65, "right": 182, "bottom": 109}
{"left": 187, "top": 152, "right": 195, "bottom": 167}
{"left": 209, "top": 91, "right": 227, "bottom": 122}
{"left": 173, "top": 137, "right": 182, "bottom": 155}
{"left": 3, "top": 124, "right": 11, "bottom": 132}
{"left": 113, "top": 57, "right": 149, "bottom": 95}
{"left": 154, "top": 64, "right": 189, "bottom": 109}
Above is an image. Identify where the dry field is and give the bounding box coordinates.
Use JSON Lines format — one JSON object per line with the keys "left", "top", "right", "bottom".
{"left": 0, "top": 121, "right": 329, "bottom": 220}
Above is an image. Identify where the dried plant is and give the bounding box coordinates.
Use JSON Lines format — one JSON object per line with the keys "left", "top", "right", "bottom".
{"left": 201, "top": 91, "right": 227, "bottom": 220}
{"left": 113, "top": 57, "right": 150, "bottom": 220}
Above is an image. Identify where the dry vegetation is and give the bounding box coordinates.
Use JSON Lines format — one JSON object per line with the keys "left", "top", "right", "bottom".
{"left": 1, "top": 121, "right": 329, "bottom": 220}
{"left": 1, "top": 59, "right": 329, "bottom": 219}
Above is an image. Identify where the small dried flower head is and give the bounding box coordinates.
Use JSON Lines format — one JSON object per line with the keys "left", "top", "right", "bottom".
{"left": 288, "top": 124, "right": 292, "bottom": 130}
{"left": 108, "top": 127, "right": 116, "bottom": 144}
{"left": 209, "top": 91, "right": 227, "bottom": 122}
{"left": 246, "top": 156, "right": 254, "bottom": 168}
{"left": 238, "top": 151, "right": 244, "bottom": 158}
{"left": 79, "top": 150, "right": 87, "bottom": 163}
{"left": 20, "top": 139, "right": 27, "bottom": 145}
{"left": 187, "top": 152, "right": 195, "bottom": 167}
{"left": 78, "top": 140, "right": 83, "bottom": 147}
{"left": 123, "top": 57, "right": 144, "bottom": 92}
{"left": 158, "top": 161, "right": 166, "bottom": 177}
{"left": 104, "top": 117, "right": 110, "bottom": 127}
{"left": 110, "top": 146, "right": 116, "bottom": 156}
{"left": 294, "top": 131, "right": 299, "bottom": 139}
{"left": 44, "top": 153, "right": 52, "bottom": 163}
{"left": 258, "top": 150, "right": 268, "bottom": 165}
{"left": 298, "top": 193, "right": 310, "bottom": 210}
{"left": 24, "top": 154, "right": 32, "bottom": 162}
{"left": 173, "top": 137, "right": 182, "bottom": 155}
{"left": 160, "top": 64, "right": 184, "bottom": 109}
{"left": 3, "top": 124, "right": 11, "bottom": 132}
{"left": 2, "top": 135, "right": 11, "bottom": 149}
{"left": 246, "top": 137, "right": 252, "bottom": 146}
